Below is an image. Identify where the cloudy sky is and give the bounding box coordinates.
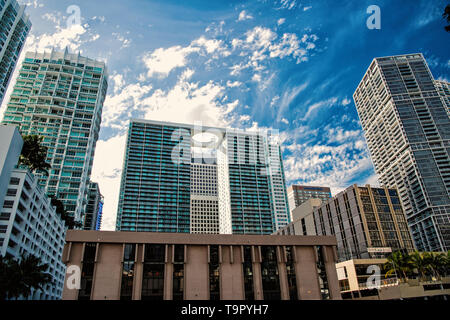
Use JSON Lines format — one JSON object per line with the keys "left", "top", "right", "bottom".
{"left": 1, "top": 0, "right": 449, "bottom": 230}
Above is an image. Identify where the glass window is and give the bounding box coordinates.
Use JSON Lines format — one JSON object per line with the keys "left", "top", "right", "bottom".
{"left": 120, "top": 244, "right": 135, "bottom": 300}
{"left": 243, "top": 246, "right": 254, "bottom": 300}
{"left": 209, "top": 245, "right": 220, "bottom": 300}
{"left": 142, "top": 244, "right": 165, "bottom": 300}
{"left": 285, "top": 246, "right": 298, "bottom": 300}
{"left": 261, "top": 246, "right": 281, "bottom": 300}
{"left": 78, "top": 243, "right": 96, "bottom": 300}
{"left": 316, "top": 246, "right": 330, "bottom": 300}
{"left": 173, "top": 245, "right": 184, "bottom": 300}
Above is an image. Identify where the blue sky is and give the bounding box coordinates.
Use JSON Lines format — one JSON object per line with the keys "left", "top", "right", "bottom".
{"left": 2, "top": 0, "right": 449, "bottom": 230}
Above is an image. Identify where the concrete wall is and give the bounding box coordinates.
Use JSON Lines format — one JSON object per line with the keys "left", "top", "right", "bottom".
{"left": 0, "top": 125, "right": 22, "bottom": 211}
{"left": 61, "top": 231, "right": 341, "bottom": 300}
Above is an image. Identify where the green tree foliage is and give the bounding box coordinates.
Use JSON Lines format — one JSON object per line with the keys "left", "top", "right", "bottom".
{"left": 384, "top": 251, "right": 412, "bottom": 281}
{"left": 384, "top": 250, "right": 450, "bottom": 282}
{"left": 18, "top": 135, "right": 51, "bottom": 176}
{"left": 49, "top": 196, "right": 83, "bottom": 230}
{"left": 0, "top": 254, "right": 53, "bottom": 300}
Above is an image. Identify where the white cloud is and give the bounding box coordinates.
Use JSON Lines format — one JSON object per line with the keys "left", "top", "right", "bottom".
{"left": 326, "top": 127, "right": 362, "bottom": 143}
{"left": 112, "top": 32, "right": 132, "bottom": 49}
{"left": 102, "top": 82, "right": 153, "bottom": 129}
{"left": 142, "top": 36, "right": 230, "bottom": 79}
{"left": 231, "top": 26, "right": 318, "bottom": 70}
{"left": 301, "top": 97, "right": 338, "bottom": 121}
{"left": 91, "top": 134, "right": 127, "bottom": 231}
{"left": 277, "top": 0, "right": 297, "bottom": 10}
{"left": 143, "top": 45, "right": 199, "bottom": 78}
{"left": 238, "top": 10, "right": 253, "bottom": 21}
{"left": 283, "top": 141, "right": 373, "bottom": 193}
{"left": 24, "top": 0, "right": 44, "bottom": 8}
{"left": 26, "top": 24, "right": 88, "bottom": 52}
{"left": 141, "top": 78, "right": 231, "bottom": 128}
{"left": 277, "top": 82, "right": 308, "bottom": 121}
{"left": 226, "top": 80, "right": 243, "bottom": 87}
{"left": 277, "top": 18, "right": 286, "bottom": 25}
{"left": 281, "top": 118, "right": 289, "bottom": 124}
{"left": 341, "top": 98, "right": 351, "bottom": 106}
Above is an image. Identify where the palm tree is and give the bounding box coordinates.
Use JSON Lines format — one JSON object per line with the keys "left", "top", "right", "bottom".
{"left": 410, "top": 251, "right": 430, "bottom": 280}
{"left": 426, "top": 252, "right": 447, "bottom": 280}
{"left": 18, "top": 135, "right": 51, "bottom": 176}
{"left": 444, "top": 4, "right": 450, "bottom": 32}
{"left": 0, "top": 253, "right": 53, "bottom": 300}
{"left": 49, "top": 196, "right": 82, "bottom": 229}
{"left": 384, "top": 251, "right": 412, "bottom": 282}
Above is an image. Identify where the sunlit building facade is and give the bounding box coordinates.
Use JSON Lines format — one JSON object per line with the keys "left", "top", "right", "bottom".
{"left": 1, "top": 49, "right": 108, "bottom": 224}
{"left": 116, "top": 119, "right": 290, "bottom": 234}
{"left": 0, "top": 0, "right": 31, "bottom": 105}
{"left": 354, "top": 54, "right": 450, "bottom": 252}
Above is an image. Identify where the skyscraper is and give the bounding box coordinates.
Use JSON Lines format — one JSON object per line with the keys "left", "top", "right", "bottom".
{"left": 0, "top": 0, "right": 31, "bottom": 105}
{"left": 1, "top": 49, "right": 108, "bottom": 224}
{"left": 116, "top": 119, "right": 290, "bottom": 234}
{"left": 354, "top": 53, "right": 450, "bottom": 252}
{"left": 83, "top": 182, "right": 103, "bottom": 230}
{"left": 287, "top": 185, "right": 332, "bottom": 212}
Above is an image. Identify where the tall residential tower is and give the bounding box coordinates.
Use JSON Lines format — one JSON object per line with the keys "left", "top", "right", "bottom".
{"left": 1, "top": 49, "right": 108, "bottom": 225}
{"left": 354, "top": 54, "right": 450, "bottom": 252}
{"left": 0, "top": 0, "right": 31, "bottom": 104}
{"left": 116, "top": 119, "right": 291, "bottom": 234}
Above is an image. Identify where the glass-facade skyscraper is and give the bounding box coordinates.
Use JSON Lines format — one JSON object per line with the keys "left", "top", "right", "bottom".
{"left": 0, "top": 0, "right": 31, "bottom": 105}
{"left": 287, "top": 185, "right": 332, "bottom": 212}
{"left": 1, "top": 49, "right": 108, "bottom": 225}
{"left": 354, "top": 53, "right": 450, "bottom": 252}
{"left": 116, "top": 119, "right": 290, "bottom": 234}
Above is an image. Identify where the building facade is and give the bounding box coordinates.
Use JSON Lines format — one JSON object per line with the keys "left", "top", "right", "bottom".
{"left": 286, "top": 185, "right": 414, "bottom": 262}
{"left": 0, "top": 124, "right": 23, "bottom": 210}
{"left": 336, "top": 258, "right": 450, "bottom": 300}
{"left": 287, "top": 185, "right": 331, "bottom": 214}
{"left": 353, "top": 54, "right": 450, "bottom": 252}
{"left": 275, "top": 198, "right": 323, "bottom": 236}
{"left": 1, "top": 49, "right": 108, "bottom": 224}
{"left": 0, "top": 126, "right": 66, "bottom": 300}
{"left": 83, "top": 182, "right": 103, "bottom": 230}
{"left": 116, "top": 119, "right": 291, "bottom": 234}
{"left": 435, "top": 80, "right": 450, "bottom": 116}
{"left": 61, "top": 230, "right": 341, "bottom": 300}
{"left": 0, "top": 0, "right": 31, "bottom": 105}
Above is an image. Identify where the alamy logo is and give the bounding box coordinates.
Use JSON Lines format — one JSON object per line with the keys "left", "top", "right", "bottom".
{"left": 366, "top": 265, "right": 381, "bottom": 289}
{"left": 66, "top": 5, "right": 81, "bottom": 28}
{"left": 366, "top": 5, "right": 381, "bottom": 30}
{"left": 169, "top": 122, "right": 282, "bottom": 177}
{"left": 65, "top": 265, "right": 81, "bottom": 290}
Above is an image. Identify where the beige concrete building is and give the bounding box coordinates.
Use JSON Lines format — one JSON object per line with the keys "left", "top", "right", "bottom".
{"left": 61, "top": 230, "right": 341, "bottom": 300}
{"left": 275, "top": 199, "right": 322, "bottom": 236}
{"left": 336, "top": 258, "right": 450, "bottom": 300}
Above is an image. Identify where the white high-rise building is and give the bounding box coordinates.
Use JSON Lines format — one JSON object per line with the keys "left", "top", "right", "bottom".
{"left": 0, "top": 0, "right": 31, "bottom": 105}
{"left": 354, "top": 54, "right": 450, "bottom": 252}
{"left": 116, "top": 119, "right": 291, "bottom": 234}
{"left": 1, "top": 49, "right": 108, "bottom": 225}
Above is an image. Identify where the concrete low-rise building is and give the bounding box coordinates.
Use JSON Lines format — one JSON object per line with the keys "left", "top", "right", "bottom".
{"left": 275, "top": 199, "right": 323, "bottom": 236}
{"left": 61, "top": 230, "right": 342, "bottom": 300}
{"left": 336, "top": 258, "right": 450, "bottom": 300}
{"left": 0, "top": 125, "right": 66, "bottom": 300}
{"left": 1, "top": 168, "right": 67, "bottom": 299}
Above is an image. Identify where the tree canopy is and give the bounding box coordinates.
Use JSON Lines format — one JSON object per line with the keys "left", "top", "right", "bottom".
{"left": 18, "top": 135, "right": 51, "bottom": 177}
{"left": 0, "top": 253, "right": 53, "bottom": 300}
